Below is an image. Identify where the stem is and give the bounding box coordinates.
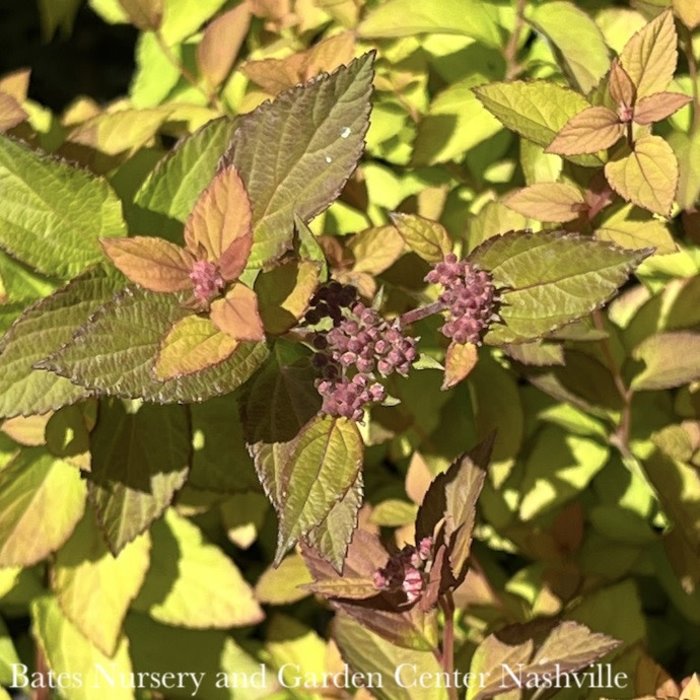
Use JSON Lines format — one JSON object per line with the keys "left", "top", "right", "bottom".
{"left": 504, "top": 0, "right": 527, "bottom": 80}
{"left": 440, "top": 593, "right": 458, "bottom": 700}
{"left": 399, "top": 300, "right": 446, "bottom": 329}
{"left": 33, "top": 645, "right": 50, "bottom": 700}
{"left": 681, "top": 25, "right": 700, "bottom": 135}
{"left": 153, "top": 30, "right": 224, "bottom": 111}
{"left": 592, "top": 310, "right": 633, "bottom": 455}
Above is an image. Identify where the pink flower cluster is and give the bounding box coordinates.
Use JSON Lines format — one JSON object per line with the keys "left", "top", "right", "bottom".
{"left": 189, "top": 259, "right": 224, "bottom": 304}
{"left": 425, "top": 254, "right": 500, "bottom": 345}
{"left": 306, "top": 284, "right": 419, "bottom": 421}
{"left": 373, "top": 537, "right": 433, "bottom": 604}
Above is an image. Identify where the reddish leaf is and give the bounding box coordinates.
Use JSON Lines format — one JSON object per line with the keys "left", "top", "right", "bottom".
{"left": 546, "top": 106, "right": 624, "bottom": 156}
{"left": 442, "top": 341, "right": 478, "bottom": 389}
{"left": 218, "top": 233, "right": 253, "bottom": 283}
{"left": 634, "top": 92, "right": 692, "bottom": 125}
{"left": 117, "top": 0, "right": 163, "bottom": 31}
{"left": 608, "top": 59, "right": 636, "bottom": 108}
{"left": 504, "top": 182, "right": 586, "bottom": 223}
{"left": 196, "top": 4, "right": 251, "bottom": 89}
{"left": 184, "top": 165, "right": 253, "bottom": 264}
{"left": 100, "top": 237, "right": 194, "bottom": 293}
{"left": 209, "top": 283, "right": 265, "bottom": 341}
{"left": 0, "top": 92, "right": 28, "bottom": 132}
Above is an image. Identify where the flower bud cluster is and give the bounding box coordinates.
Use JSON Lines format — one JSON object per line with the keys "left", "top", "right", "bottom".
{"left": 425, "top": 254, "right": 500, "bottom": 345}
{"left": 373, "top": 537, "right": 434, "bottom": 604}
{"left": 307, "top": 290, "right": 418, "bottom": 421}
{"left": 304, "top": 281, "right": 358, "bottom": 326}
{"left": 189, "top": 259, "right": 224, "bottom": 304}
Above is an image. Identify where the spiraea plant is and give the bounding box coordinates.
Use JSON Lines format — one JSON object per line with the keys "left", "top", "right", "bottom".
{"left": 0, "top": 0, "right": 699, "bottom": 698}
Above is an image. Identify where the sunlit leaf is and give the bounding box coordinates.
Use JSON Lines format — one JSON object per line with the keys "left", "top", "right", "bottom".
{"left": 223, "top": 53, "right": 374, "bottom": 266}
{"left": 620, "top": 10, "right": 678, "bottom": 99}
{"left": 52, "top": 513, "right": 151, "bottom": 656}
{"left": 470, "top": 231, "right": 648, "bottom": 345}
{"left": 390, "top": 212, "right": 451, "bottom": 263}
{"left": 275, "top": 416, "right": 363, "bottom": 564}
{"left": 101, "top": 236, "right": 194, "bottom": 292}
{"left": 155, "top": 314, "right": 238, "bottom": 381}
{"left": 596, "top": 219, "right": 677, "bottom": 254}
{"left": 255, "top": 553, "right": 312, "bottom": 605}
{"left": 442, "top": 341, "right": 478, "bottom": 390}
{"left": 633, "top": 91, "right": 692, "bottom": 124}
{"left": 528, "top": 1, "right": 610, "bottom": 94}
{"left": 0, "top": 448, "right": 86, "bottom": 567}
{"left": 184, "top": 165, "right": 252, "bottom": 264}
{"left": 196, "top": 4, "right": 251, "bottom": 89}
{"left": 209, "top": 283, "right": 265, "bottom": 341}
{"left": 504, "top": 183, "right": 586, "bottom": 223}
{"left": 133, "top": 510, "right": 263, "bottom": 628}
{"left": 632, "top": 332, "right": 700, "bottom": 390}
{"left": 547, "top": 107, "right": 624, "bottom": 156}
{"left": 88, "top": 400, "right": 190, "bottom": 553}
{"left": 604, "top": 135, "right": 679, "bottom": 216}
{"left": 674, "top": 0, "right": 700, "bottom": 28}
{"left": 0, "top": 135, "right": 126, "bottom": 278}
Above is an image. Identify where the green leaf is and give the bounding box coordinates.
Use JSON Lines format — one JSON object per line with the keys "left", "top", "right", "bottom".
{"left": 412, "top": 78, "right": 503, "bottom": 165}
{"left": 159, "top": 0, "right": 227, "bottom": 44}
{"left": 88, "top": 400, "right": 190, "bottom": 553}
{"left": 243, "top": 342, "right": 321, "bottom": 445}
{"left": 473, "top": 81, "right": 601, "bottom": 167}
{"left": 390, "top": 212, "right": 452, "bottom": 263}
{"left": 130, "top": 33, "right": 181, "bottom": 108}
{"left": 304, "top": 472, "right": 363, "bottom": 572}
{"left": 223, "top": 53, "right": 375, "bottom": 266}
{"left": 0, "top": 616, "right": 20, "bottom": 686}
{"left": 0, "top": 266, "right": 125, "bottom": 419}
{"left": 632, "top": 332, "right": 700, "bottom": 390}
{"left": 0, "top": 135, "right": 126, "bottom": 278}
{"left": 604, "top": 135, "right": 679, "bottom": 216}
{"left": 134, "top": 117, "right": 238, "bottom": 226}
{"left": 468, "top": 200, "right": 529, "bottom": 252}
{"left": 255, "top": 553, "right": 313, "bottom": 605}
{"left": 275, "top": 416, "right": 363, "bottom": 564}
{"left": 334, "top": 614, "right": 448, "bottom": 700}
{"left": 52, "top": 512, "right": 151, "bottom": 656}
{"left": 620, "top": 9, "right": 678, "bottom": 99}
{"left": 527, "top": 1, "right": 610, "bottom": 94}
{"left": 190, "top": 394, "right": 259, "bottom": 493}
{"left": 37, "top": 0, "right": 82, "bottom": 39}
{"left": 133, "top": 510, "right": 263, "bottom": 628}
{"left": 469, "top": 231, "right": 649, "bottom": 345}
{"left": 519, "top": 427, "right": 610, "bottom": 520}
{"left": 596, "top": 218, "right": 677, "bottom": 255}
{"left": 358, "top": 0, "right": 500, "bottom": 47}
{"left": 32, "top": 596, "right": 134, "bottom": 700}
{"left": 0, "top": 448, "right": 86, "bottom": 566}
{"left": 42, "top": 286, "right": 269, "bottom": 402}
{"left": 155, "top": 315, "right": 238, "bottom": 381}
{"left": 672, "top": 130, "right": 700, "bottom": 210}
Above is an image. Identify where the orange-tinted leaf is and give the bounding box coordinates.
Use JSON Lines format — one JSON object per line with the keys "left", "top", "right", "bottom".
{"left": 117, "top": 0, "right": 163, "bottom": 31}
{"left": 633, "top": 92, "right": 692, "bottom": 124}
{"left": 442, "top": 342, "right": 478, "bottom": 390}
{"left": 620, "top": 10, "right": 678, "bottom": 99}
{"left": 674, "top": 0, "right": 700, "bottom": 29}
{"left": 0, "top": 93, "right": 27, "bottom": 132}
{"left": 608, "top": 59, "right": 636, "bottom": 108}
{"left": 218, "top": 234, "right": 253, "bottom": 283}
{"left": 100, "top": 237, "right": 194, "bottom": 292}
{"left": 504, "top": 182, "right": 586, "bottom": 223}
{"left": 209, "top": 283, "right": 265, "bottom": 341}
{"left": 0, "top": 68, "right": 31, "bottom": 102}
{"left": 184, "top": 165, "right": 253, "bottom": 263}
{"left": 155, "top": 315, "right": 238, "bottom": 381}
{"left": 196, "top": 4, "right": 251, "bottom": 90}
{"left": 546, "top": 106, "right": 624, "bottom": 155}
{"left": 241, "top": 33, "right": 355, "bottom": 95}
{"left": 604, "top": 135, "right": 679, "bottom": 216}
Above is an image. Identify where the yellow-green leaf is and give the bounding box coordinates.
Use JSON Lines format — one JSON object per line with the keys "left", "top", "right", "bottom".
{"left": 32, "top": 597, "right": 134, "bottom": 700}
{"left": 546, "top": 106, "right": 624, "bottom": 156}
{"left": 632, "top": 332, "right": 700, "bottom": 390}
{"left": 117, "top": 0, "right": 163, "bottom": 31}
{"left": 155, "top": 315, "right": 238, "bottom": 381}
{"left": 133, "top": 510, "right": 264, "bottom": 628}
{"left": 255, "top": 553, "right": 312, "bottom": 605}
{"left": 620, "top": 9, "right": 678, "bottom": 98}
{"left": 674, "top": 0, "right": 700, "bottom": 28}
{"left": 504, "top": 183, "right": 586, "bottom": 223}
{"left": 52, "top": 513, "right": 151, "bottom": 657}
{"left": 596, "top": 219, "right": 677, "bottom": 254}
{"left": 209, "top": 283, "right": 265, "bottom": 341}
{"left": 528, "top": 1, "right": 610, "bottom": 94}
{"left": 0, "top": 449, "right": 86, "bottom": 567}
{"left": 604, "top": 135, "right": 679, "bottom": 216}
{"left": 390, "top": 212, "right": 451, "bottom": 263}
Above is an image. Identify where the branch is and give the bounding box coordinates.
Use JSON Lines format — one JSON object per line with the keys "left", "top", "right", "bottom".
{"left": 504, "top": 0, "right": 527, "bottom": 81}
{"left": 440, "top": 593, "right": 458, "bottom": 700}
{"left": 681, "top": 25, "right": 700, "bottom": 135}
